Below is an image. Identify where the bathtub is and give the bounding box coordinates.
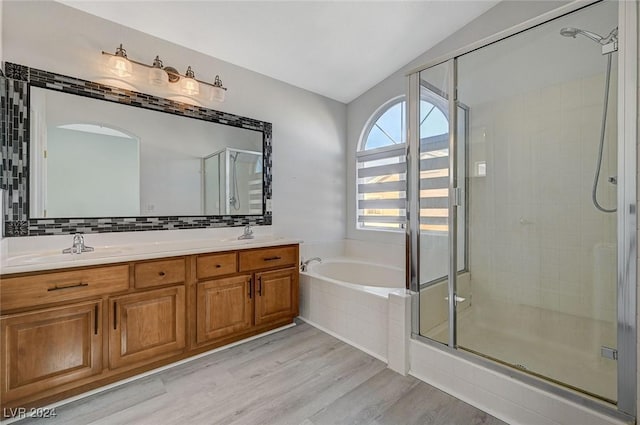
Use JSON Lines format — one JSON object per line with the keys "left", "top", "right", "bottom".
{"left": 299, "top": 257, "right": 407, "bottom": 362}
{"left": 307, "top": 258, "right": 404, "bottom": 292}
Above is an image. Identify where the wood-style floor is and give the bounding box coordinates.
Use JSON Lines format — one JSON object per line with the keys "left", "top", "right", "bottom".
{"left": 20, "top": 322, "right": 506, "bottom": 425}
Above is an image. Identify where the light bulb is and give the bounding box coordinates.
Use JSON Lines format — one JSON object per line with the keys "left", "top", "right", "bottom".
{"left": 180, "top": 66, "right": 200, "bottom": 95}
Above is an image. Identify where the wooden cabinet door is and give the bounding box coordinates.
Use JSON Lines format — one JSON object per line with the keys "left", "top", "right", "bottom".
{"left": 196, "top": 275, "right": 252, "bottom": 344}
{"left": 254, "top": 268, "right": 298, "bottom": 326}
{"left": 0, "top": 300, "right": 102, "bottom": 404}
{"left": 109, "top": 286, "right": 185, "bottom": 369}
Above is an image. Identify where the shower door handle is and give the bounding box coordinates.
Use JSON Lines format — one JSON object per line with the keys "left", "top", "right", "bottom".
{"left": 453, "top": 187, "right": 464, "bottom": 207}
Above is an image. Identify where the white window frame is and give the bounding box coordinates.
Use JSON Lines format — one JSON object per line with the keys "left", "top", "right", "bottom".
{"left": 356, "top": 96, "right": 407, "bottom": 232}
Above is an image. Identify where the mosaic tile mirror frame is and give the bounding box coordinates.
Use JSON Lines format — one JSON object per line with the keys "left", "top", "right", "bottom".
{"left": 1, "top": 62, "right": 273, "bottom": 237}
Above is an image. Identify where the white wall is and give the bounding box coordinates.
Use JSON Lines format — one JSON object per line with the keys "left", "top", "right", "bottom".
{"left": 346, "top": 1, "right": 569, "bottom": 244}
{"left": 47, "top": 128, "right": 140, "bottom": 217}
{"left": 3, "top": 0, "right": 346, "bottom": 243}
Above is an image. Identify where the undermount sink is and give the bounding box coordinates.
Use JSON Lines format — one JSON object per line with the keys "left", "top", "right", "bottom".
{"left": 217, "top": 235, "right": 284, "bottom": 245}
{"left": 6, "top": 246, "right": 134, "bottom": 266}
{"left": 130, "top": 236, "right": 283, "bottom": 252}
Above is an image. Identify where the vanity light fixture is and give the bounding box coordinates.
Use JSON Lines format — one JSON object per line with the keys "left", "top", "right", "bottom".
{"left": 101, "top": 44, "right": 228, "bottom": 101}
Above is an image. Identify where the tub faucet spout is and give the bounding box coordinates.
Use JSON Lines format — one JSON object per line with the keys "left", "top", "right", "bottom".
{"left": 301, "top": 257, "right": 322, "bottom": 272}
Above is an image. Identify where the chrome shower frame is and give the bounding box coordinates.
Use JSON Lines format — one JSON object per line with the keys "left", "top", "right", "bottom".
{"left": 406, "top": 0, "right": 637, "bottom": 420}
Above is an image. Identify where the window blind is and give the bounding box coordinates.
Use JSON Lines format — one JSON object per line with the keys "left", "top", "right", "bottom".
{"left": 356, "top": 134, "right": 450, "bottom": 231}
{"left": 419, "top": 134, "right": 449, "bottom": 232}
{"left": 356, "top": 144, "right": 406, "bottom": 229}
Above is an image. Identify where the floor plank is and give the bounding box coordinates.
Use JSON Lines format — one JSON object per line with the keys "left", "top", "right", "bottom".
{"left": 374, "top": 381, "right": 504, "bottom": 425}
{"left": 20, "top": 323, "right": 506, "bottom": 425}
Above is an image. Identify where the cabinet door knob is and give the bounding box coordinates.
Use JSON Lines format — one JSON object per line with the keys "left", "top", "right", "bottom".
{"left": 215, "top": 264, "right": 221, "bottom": 268}
{"left": 158, "top": 271, "right": 166, "bottom": 276}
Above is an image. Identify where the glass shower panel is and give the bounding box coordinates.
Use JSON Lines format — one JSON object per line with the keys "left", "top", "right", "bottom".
{"left": 417, "top": 61, "right": 452, "bottom": 345}
{"left": 204, "top": 153, "right": 221, "bottom": 215}
{"left": 457, "top": 1, "right": 618, "bottom": 401}
{"left": 204, "top": 148, "right": 263, "bottom": 216}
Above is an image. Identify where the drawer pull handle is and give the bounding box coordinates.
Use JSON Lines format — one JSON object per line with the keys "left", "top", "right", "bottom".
{"left": 158, "top": 271, "right": 166, "bottom": 277}
{"left": 264, "top": 256, "right": 281, "bottom": 262}
{"left": 215, "top": 264, "right": 222, "bottom": 268}
{"left": 47, "top": 282, "right": 88, "bottom": 291}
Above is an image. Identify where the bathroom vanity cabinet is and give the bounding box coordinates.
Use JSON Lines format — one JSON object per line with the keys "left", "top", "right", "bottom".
{"left": 0, "top": 244, "right": 299, "bottom": 414}
{"left": 194, "top": 246, "right": 298, "bottom": 345}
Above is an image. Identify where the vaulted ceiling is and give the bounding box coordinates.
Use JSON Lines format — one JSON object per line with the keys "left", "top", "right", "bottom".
{"left": 59, "top": 1, "right": 499, "bottom": 103}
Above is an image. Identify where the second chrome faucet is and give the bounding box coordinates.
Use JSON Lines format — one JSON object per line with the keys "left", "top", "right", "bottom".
{"left": 237, "top": 225, "right": 254, "bottom": 240}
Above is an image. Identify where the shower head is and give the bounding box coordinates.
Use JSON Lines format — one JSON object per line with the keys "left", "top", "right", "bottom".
{"left": 560, "top": 27, "right": 605, "bottom": 44}
{"left": 560, "top": 27, "right": 580, "bottom": 37}
{"left": 560, "top": 26, "right": 618, "bottom": 45}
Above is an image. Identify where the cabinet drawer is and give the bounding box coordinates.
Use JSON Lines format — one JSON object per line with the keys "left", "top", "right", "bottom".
{"left": 134, "top": 258, "right": 186, "bottom": 289}
{"left": 238, "top": 246, "right": 298, "bottom": 272}
{"left": 196, "top": 252, "right": 237, "bottom": 280}
{"left": 1, "top": 265, "right": 129, "bottom": 311}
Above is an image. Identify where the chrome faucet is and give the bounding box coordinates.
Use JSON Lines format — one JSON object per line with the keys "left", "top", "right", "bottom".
{"left": 237, "top": 225, "right": 254, "bottom": 240}
{"left": 300, "top": 257, "right": 321, "bottom": 272}
{"left": 62, "top": 233, "right": 94, "bottom": 255}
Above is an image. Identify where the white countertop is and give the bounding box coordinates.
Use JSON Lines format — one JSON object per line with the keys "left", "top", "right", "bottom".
{"left": 0, "top": 227, "right": 302, "bottom": 275}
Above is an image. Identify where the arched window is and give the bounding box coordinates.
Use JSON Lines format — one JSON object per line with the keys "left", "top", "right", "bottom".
{"left": 356, "top": 95, "right": 448, "bottom": 231}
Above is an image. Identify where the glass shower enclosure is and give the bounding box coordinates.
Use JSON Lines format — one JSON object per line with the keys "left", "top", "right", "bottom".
{"left": 408, "top": 0, "right": 636, "bottom": 417}
{"left": 204, "top": 147, "right": 263, "bottom": 215}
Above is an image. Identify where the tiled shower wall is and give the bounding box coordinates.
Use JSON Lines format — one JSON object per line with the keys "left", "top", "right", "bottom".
{"left": 467, "top": 71, "right": 618, "bottom": 322}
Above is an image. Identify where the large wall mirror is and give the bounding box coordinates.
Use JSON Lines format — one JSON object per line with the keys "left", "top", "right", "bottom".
{"left": 1, "top": 63, "right": 272, "bottom": 236}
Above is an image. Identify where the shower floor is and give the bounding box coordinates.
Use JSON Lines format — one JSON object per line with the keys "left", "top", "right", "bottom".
{"left": 425, "top": 301, "right": 617, "bottom": 402}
